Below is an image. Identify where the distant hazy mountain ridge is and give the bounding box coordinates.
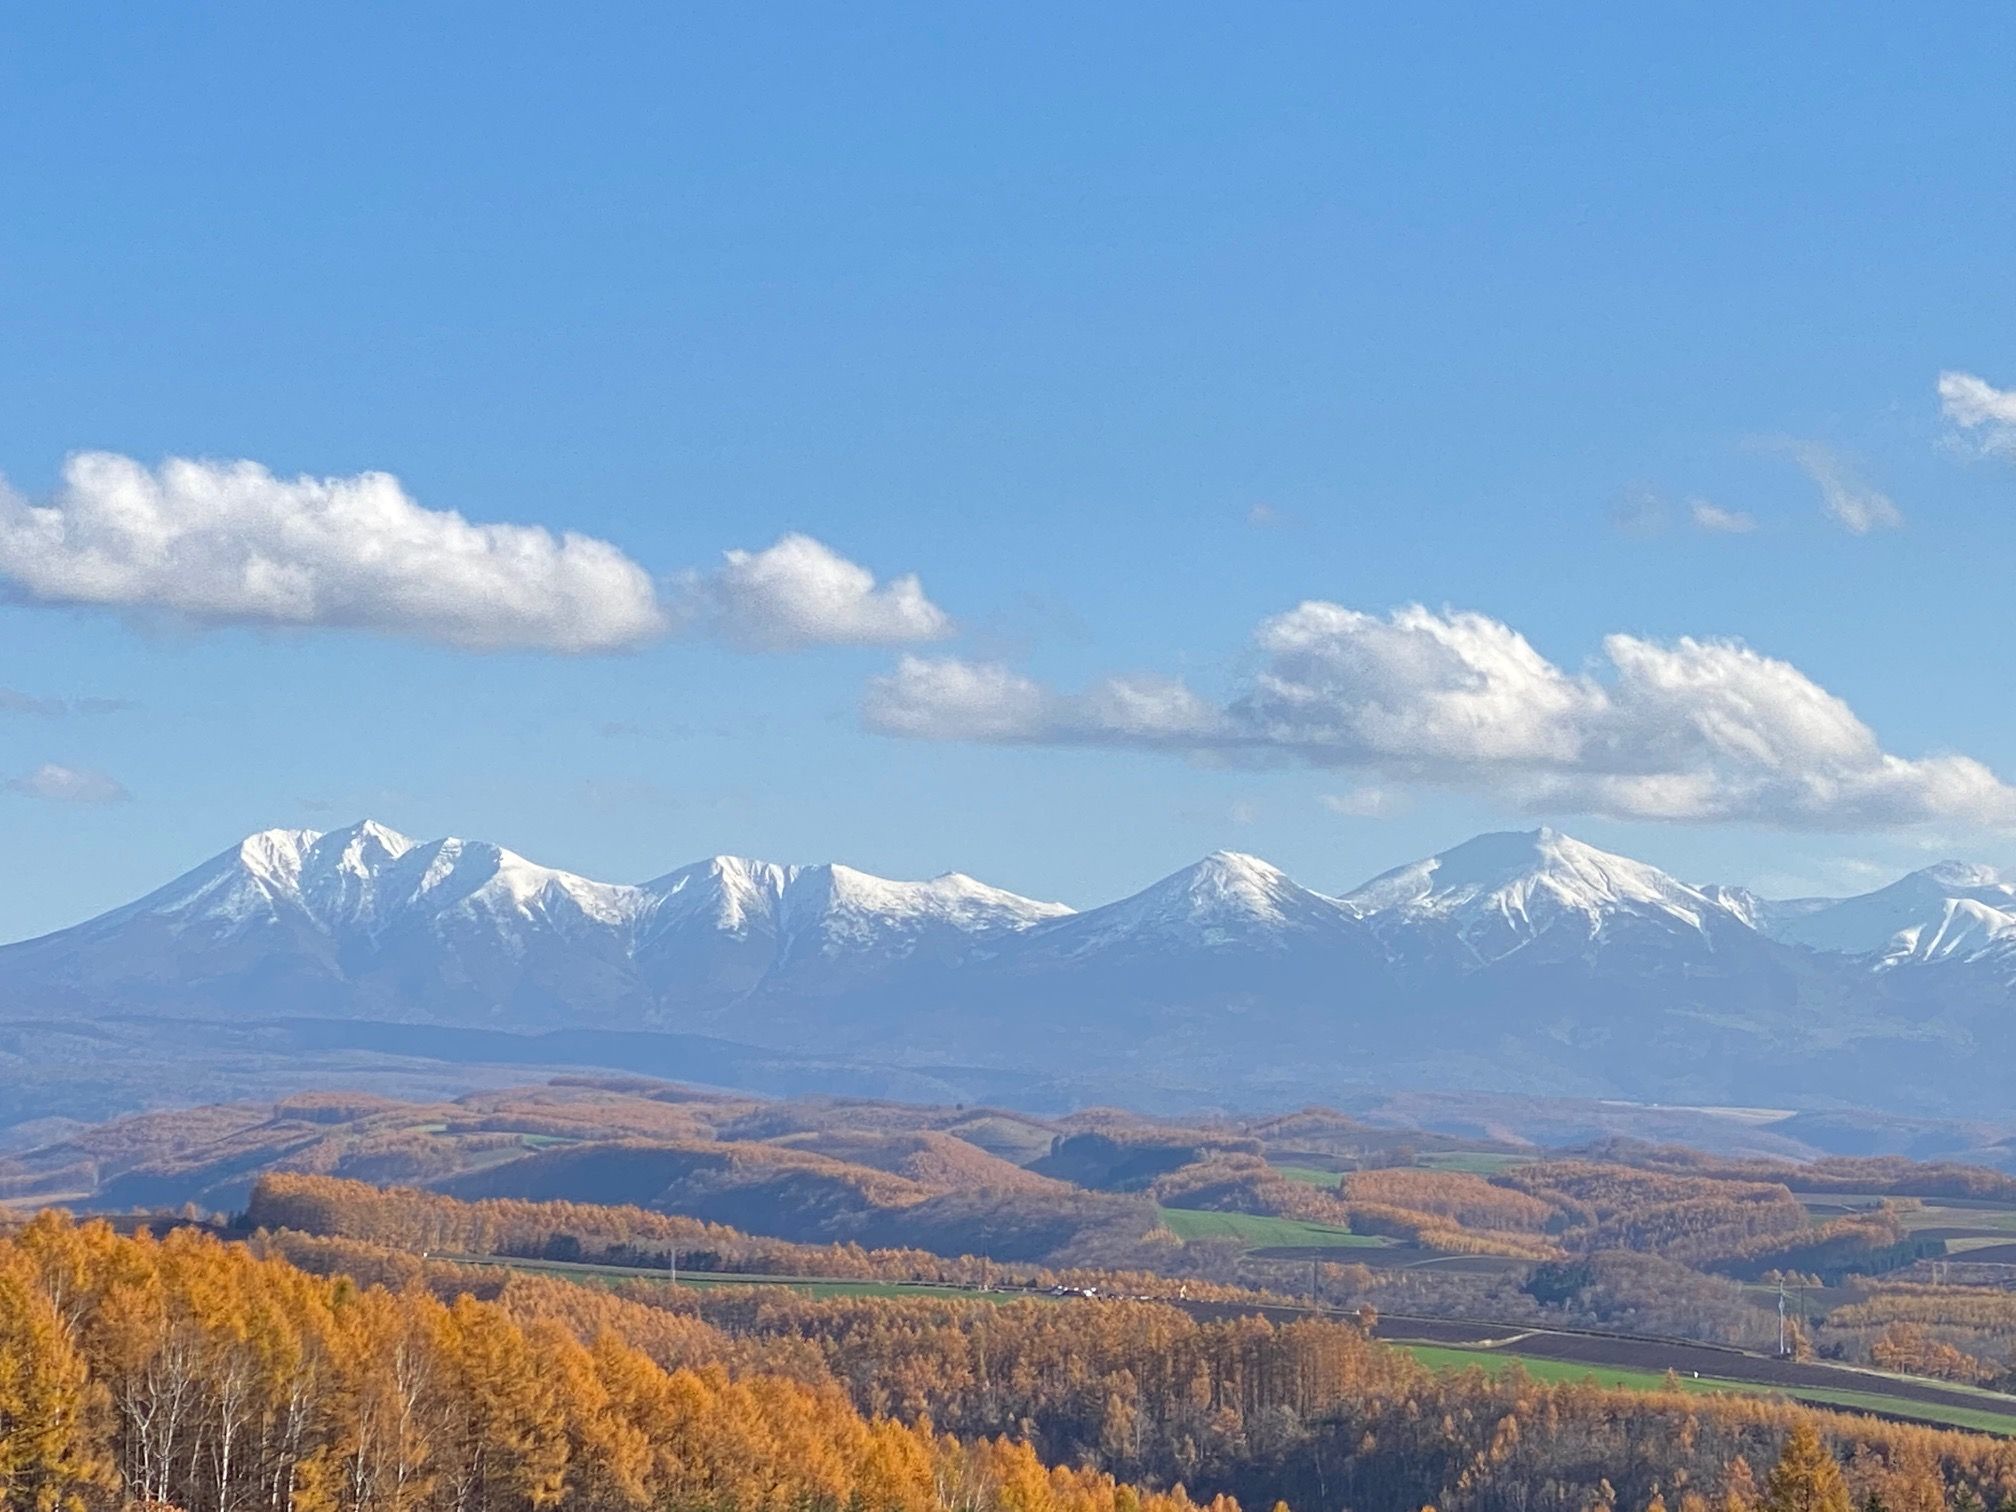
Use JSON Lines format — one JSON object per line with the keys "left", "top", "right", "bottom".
{"left": 7, "top": 820, "right": 2016, "bottom": 1114}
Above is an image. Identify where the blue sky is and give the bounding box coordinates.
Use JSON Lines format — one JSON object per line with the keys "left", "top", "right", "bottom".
{"left": 4, "top": 5, "right": 2016, "bottom": 937}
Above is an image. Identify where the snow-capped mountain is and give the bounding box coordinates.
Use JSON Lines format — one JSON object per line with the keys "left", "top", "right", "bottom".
{"left": 1019, "top": 851, "right": 1356, "bottom": 962}
{"left": 8, "top": 820, "right": 2016, "bottom": 1118}
{"left": 0, "top": 820, "right": 1070, "bottom": 1024}
{"left": 1768, "top": 861, "right": 2016, "bottom": 963}
{"left": 1696, "top": 884, "right": 1836, "bottom": 936}
{"left": 1341, "top": 828, "right": 1756, "bottom": 967}
{"left": 635, "top": 855, "right": 1071, "bottom": 999}
{"left": 67, "top": 820, "right": 647, "bottom": 949}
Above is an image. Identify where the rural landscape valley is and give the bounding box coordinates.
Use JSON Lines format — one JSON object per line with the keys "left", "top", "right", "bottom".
{"left": 12, "top": 10, "right": 2016, "bottom": 1512}
{"left": 15, "top": 1078, "right": 2016, "bottom": 1512}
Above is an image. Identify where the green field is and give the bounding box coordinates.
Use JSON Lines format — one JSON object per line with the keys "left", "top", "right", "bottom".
{"left": 1415, "top": 1151, "right": 1533, "bottom": 1174}
{"left": 1157, "top": 1206, "right": 1386, "bottom": 1248}
{"left": 1272, "top": 1164, "right": 1346, "bottom": 1188}
{"left": 1792, "top": 1193, "right": 2016, "bottom": 1232}
{"left": 1401, "top": 1344, "right": 2016, "bottom": 1437}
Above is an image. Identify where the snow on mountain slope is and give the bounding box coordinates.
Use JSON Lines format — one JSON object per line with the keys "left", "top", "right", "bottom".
{"left": 632, "top": 855, "right": 1072, "bottom": 996}
{"left": 15, "top": 821, "right": 2016, "bottom": 1121}
{"left": 1018, "top": 851, "right": 1356, "bottom": 960}
{"left": 1774, "top": 862, "right": 2016, "bottom": 961}
{"left": 12, "top": 817, "right": 2016, "bottom": 1055}
{"left": 643, "top": 856, "right": 801, "bottom": 936}
{"left": 1340, "top": 828, "right": 1746, "bottom": 966}
{"left": 776, "top": 864, "right": 1071, "bottom": 954}
{"left": 0, "top": 821, "right": 1076, "bottom": 1018}
{"left": 1698, "top": 884, "right": 1837, "bottom": 935}
{"left": 77, "top": 820, "right": 645, "bottom": 945}
{"left": 76, "top": 825, "right": 328, "bottom": 940}
{"left": 1877, "top": 896, "right": 2016, "bottom": 966}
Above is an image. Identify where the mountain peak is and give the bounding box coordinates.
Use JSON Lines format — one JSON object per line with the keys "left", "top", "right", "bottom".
{"left": 233, "top": 826, "right": 321, "bottom": 882}
{"left": 1161, "top": 850, "right": 1303, "bottom": 911}
{"left": 647, "top": 854, "right": 798, "bottom": 891}
{"left": 1197, "top": 848, "right": 1290, "bottom": 878}
{"left": 1773, "top": 859, "right": 2016, "bottom": 957}
{"left": 1341, "top": 827, "right": 1725, "bottom": 963}
{"left": 1913, "top": 860, "right": 2008, "bottom": 890}
{"left": 1025, "top": 849, "right": 1353, "bottom": 957}
{"left": 306, "top": 819, "right": 416, "bottom": 871}
{"left": 813, "top": 863, "right": 1071, "bottom": 922}
{"left": 1343, "top": 827, "right": 1675, "bottom": 912}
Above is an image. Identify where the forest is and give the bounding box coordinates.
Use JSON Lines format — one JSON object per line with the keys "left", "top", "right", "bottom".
{"left": 13, "top": 1080, "right": 2016, "bottom": 1512}
{"left": 7, "top": 1208, "right": 2016, "bottom": 1512}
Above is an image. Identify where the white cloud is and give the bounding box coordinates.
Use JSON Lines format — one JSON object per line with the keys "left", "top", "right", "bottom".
{"left": 1779, "top": 441, "right": 1903, "bottom": 534}
{"left": 866, "top": 602, "right": 2016, "bottom": 832}
{"left": 1688, "top": 500, "right": 1756, "bottom": 534}
{"left": 1320, "top": 787, "right": 1401, "bottom": 818}
{"left": 0, "top": 453, "right": 667, "bottom": 653}
{"left": 865, "top": 655, "right": 1221, "bottom": 744}
{"left": 1938, "top": 370, "right": 2016, "bottom": 454}
{"left": 0, "top": 453, "right": 957, "bottom": 657}
{"left": 6, "top": 762, "right": 130, "bottom": 804}
{"left": 679, "top": 533, "right": 952, "bottom": 651}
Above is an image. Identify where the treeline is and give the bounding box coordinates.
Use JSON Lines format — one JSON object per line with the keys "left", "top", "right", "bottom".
{"left": 243, "top": 1174, "right": 1279, "bottom": 1304}
{"left": 1826, "top": 1285, "right": 2016, "bottom": 1386}
{"left": 0, "top": 1211, "right": 1237, "bottom": 1512}
{"left": 250, "top": 1217, "right": 2016, "bottom": 1512}
{"left": 246, "top": 1172, "right": 980, "bottom": 1282}
{"left": 20, "top": 1204, "right": 2016, "bottom": 1512}
{"left": 1592, "top": 1146, "right": 2016, "bottom": 1204}
{"left": 1144, "top": 1158, "right": 1897, "bottom": 1271}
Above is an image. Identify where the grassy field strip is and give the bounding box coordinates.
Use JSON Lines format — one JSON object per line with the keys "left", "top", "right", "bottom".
{"left": 1272, "top": 1165, "right": 1345, "bottom": 1188}
{"left": 1791, "top": 1193, "right": 2016, "bottom": 1214}
{"left": 1944, "top": 1235, "right": 2016, "bottom": 1253}
{"left": 1791, "top": 1194, "right": 2016, "bottom": 1231}
{"left": 1890, "top": 1209, "right": 2016, "bottom": 1236}
{"left": 1414, "top": 1152, "right": 1534, "bottom": 1174}
{"left": 1400, "top": 1344, "right": 2016, "bottom": 1437}
{"left": 1157, "top": 1205, "right": 1387, "bottom": 1247}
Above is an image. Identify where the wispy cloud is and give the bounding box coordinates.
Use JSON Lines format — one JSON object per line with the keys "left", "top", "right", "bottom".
{"left": 867, "top": 601, "right": 2016, "bottom": 832}
{"left": 1612, "top": 488, "right": 1757, "bottom": 537}
{"left": 0, "top": 688, "right": 133, "bottom": 716}
{"left": 1777, "top": 440, "right": 1903, "bottom": 534}
{"left": 1688, "top": 500, "right": 1757, "bottom": 535}
{"left": 1320, "top": 786, "right": 1403, "bottom": 818}
{"left": 1608, "top": 485, "right": 1669, "bottom": 537}
{"left": 6, "top": 762, "right": 130, "bottom": 804}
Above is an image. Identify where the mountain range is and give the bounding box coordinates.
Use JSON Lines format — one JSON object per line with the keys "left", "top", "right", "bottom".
{"left": 6, "top": 820, "right": 2016, "bottom": 1119}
